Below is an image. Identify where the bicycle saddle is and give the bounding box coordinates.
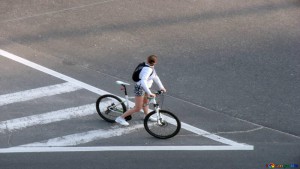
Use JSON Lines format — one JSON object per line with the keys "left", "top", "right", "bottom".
{"left": 116, "top": 81, "right": 130, "bottom": 86}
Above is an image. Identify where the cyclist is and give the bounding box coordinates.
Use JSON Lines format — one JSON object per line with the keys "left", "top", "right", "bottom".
{"left": 115, "top": 55, "right": 167, "bottom": 126}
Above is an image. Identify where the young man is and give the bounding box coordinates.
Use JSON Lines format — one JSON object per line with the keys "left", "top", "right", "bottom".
{"left": 115, "top": 55, "right": 167, "bottom": 126}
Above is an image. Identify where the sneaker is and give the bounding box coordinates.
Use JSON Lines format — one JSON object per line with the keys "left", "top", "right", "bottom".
{"left": 115, "top": 116, "right": 129, "bottom": 126}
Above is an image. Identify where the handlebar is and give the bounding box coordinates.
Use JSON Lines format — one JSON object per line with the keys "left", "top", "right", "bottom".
{"left": 154, "top": 90, "right": 165, "bottom": 95}
{"left": 148, "top": 90, "right": 165, "bottom": 99}
{"left": 147, "top": 90, "right": 165, "bottom": 107}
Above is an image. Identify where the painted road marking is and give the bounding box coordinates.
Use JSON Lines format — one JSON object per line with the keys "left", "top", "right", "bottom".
{"left": 0, "top": 145, "right": 254, "bottom": 153}
{"left": 0, "top": 49, "right": 254, "bottom": 152}
{"left": 20, "top": 123, "right": 144, "bottom": 147}
{"left": 0, "top": 104, "right": 95, "bottom": 133}
{"left": 0, "top": 82, "right": 81, "bottom": 106}
{"left": 0, "top": 49, "right": 109, "bottom": 95}
{"left": 181, "top": 123, "right": 244, "bottom": 146}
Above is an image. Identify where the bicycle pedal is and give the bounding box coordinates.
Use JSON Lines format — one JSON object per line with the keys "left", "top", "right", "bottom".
{"left": 125, "top": 115, "right": 132, "bottom": 121}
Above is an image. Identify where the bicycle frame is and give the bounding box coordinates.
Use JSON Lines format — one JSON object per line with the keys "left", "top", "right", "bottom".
{"left": 120, "top": 84, "right": 135, "bottom": 109}
{"left": 119, "top": 82, "right": 163, "bottom": 123}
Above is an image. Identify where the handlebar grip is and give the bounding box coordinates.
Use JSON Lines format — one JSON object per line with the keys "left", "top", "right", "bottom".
{"left": 156, "top": 90, "right": 164, "bottom": 95}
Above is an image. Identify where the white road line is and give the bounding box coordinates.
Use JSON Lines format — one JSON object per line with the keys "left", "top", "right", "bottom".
{"left": 0, "top": 49, "right": 109, "bottom": 96}
{"left": 0, "top": 104, "right": 95, "bottom": 133}
{"left": 0, "top": 145, "right": 254, "bottom": 153}
{"left": 20, "top": 124, "right": 144, "bottom": 147}
{"left": 181, "top": 123, "right": 244, "bottom": 146}
{"left": 0, "top": 49, "right": 254, "bottom": 151}
{"left": 163, "top": 115, "right": 244, "bottom": 146}
{"left": 0, "top": 82, "right": 81, "bottom": 106}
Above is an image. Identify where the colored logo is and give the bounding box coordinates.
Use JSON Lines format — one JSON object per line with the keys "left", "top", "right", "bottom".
{"left": 266, "top": 163, "right": 299, "bottom": 168}
{"left": 267, "top": 163, "right": 276, "bottom": 168}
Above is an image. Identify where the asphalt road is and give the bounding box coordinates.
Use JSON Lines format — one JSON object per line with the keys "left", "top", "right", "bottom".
{"left": 0, "top": 0, "right": 299, "bottom": 169}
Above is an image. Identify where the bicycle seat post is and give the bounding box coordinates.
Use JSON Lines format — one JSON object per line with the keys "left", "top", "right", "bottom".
{"left": 116, "top": 81, "right": 131, "bottom": 109}
{"left": 116, "top": 81, "right": 130, "bottom": 96}
{"left": 121, "top": 84, "right": 128, "bottom": 96}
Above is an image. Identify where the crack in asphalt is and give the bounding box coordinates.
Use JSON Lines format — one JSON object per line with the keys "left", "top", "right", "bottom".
{"left": 1, "top": 0, "right": 118, "bottom": 23}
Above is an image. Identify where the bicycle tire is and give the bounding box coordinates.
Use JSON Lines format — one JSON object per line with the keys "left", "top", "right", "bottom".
{"left": 144, "top": 110, "right": 181, "bottom": 139}
{"left": 96, "top": 94, "right": 131, "bottom": 123}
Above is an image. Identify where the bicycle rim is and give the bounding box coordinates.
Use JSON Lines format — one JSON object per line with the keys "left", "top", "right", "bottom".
{"left": 144, "top": 110, "right": 181, "bottom": 139}
{"left": 96, "top": 95, "right": 126, "bottom": 123}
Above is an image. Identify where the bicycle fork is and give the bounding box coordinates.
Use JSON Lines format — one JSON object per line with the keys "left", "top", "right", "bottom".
{"left": 151, "top": 99, "right": 164, "bottom": 125}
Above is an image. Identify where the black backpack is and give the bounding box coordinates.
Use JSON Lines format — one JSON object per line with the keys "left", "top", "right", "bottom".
{"left": 132, "top": 62, "right": 153, "bottom": 82}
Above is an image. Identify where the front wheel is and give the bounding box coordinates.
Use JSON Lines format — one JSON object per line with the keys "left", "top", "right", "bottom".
{"left": 96, "top": 94, "right": 131, "bottom": 123}
{"left": 144, "top": 110, "right": 181, "bottom": 139}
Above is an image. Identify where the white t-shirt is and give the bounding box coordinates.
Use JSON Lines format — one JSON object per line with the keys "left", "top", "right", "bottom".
{"left": 136, "top": 64, "right": 164, "bottom": 95}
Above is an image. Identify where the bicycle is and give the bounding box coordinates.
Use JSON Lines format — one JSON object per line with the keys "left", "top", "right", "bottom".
{"left": 96, "top": 81, "right": 181, "bottom": 139}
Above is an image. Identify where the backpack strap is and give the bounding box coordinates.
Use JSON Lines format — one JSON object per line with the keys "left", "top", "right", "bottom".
{"left": 143, "top": 62, "right": 154, "bottom": 76}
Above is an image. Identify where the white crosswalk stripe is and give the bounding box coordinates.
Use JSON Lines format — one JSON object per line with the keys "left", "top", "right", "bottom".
{"left": 20, "top": 124, "right": 144, "bottom": 147}
{"left": 0, "top": 82, "right": 82, "bottom": 106}
{"left": 0, "top": 104, "right": 95, "bottom": 133}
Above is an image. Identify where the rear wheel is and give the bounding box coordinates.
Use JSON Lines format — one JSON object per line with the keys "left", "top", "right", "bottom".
{"left": 96, "top": 94, "right": 131, "bottom": 122}
{"left": 144, "top": 110, "right": 181, "bottom": 139}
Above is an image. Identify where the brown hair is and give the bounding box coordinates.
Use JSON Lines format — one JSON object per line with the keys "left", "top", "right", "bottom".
{"left": 147, "top": 55, "right": 157, "bottom": 66}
